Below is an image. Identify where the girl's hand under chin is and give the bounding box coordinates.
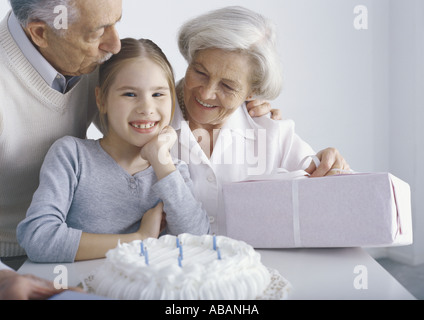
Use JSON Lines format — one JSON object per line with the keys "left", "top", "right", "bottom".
{"left": 140, "top": 126, "right": 178, "bottom": 180}
{"left": 140, "top": 126, "right": 177, "bottom": 163}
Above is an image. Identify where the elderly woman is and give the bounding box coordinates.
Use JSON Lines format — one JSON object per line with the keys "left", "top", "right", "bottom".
{"left": 171, "top": 6, "right": 350, "bottom": 235}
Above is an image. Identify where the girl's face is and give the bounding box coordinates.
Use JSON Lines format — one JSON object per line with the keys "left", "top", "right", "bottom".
{"left": 100, "top": 58, "right": 173, "bottom": 149}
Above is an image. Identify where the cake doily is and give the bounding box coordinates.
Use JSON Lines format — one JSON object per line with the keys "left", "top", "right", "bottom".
{"left": 257, "top": 268, "right": 292, "bottom": 300}
{"left": 81, "top": 267, "right": 292, "bottom": 300}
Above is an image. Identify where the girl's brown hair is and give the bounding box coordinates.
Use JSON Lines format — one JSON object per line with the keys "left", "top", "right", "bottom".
{"left": 97, "top": 38, "right": 176, "bottom": 133}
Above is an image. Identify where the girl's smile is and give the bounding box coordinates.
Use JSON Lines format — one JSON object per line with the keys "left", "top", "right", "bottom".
{"left": 129, "top": 121, "right": 160, "bottom": 133}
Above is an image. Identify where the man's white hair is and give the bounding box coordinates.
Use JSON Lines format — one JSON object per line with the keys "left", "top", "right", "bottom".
{"left": 178, "top": 6, "right": 283, "bottom": 101}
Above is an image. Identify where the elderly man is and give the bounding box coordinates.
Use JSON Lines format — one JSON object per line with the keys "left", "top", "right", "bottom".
{"left": 0, "top": 0, "right": 122, "bottom": 260}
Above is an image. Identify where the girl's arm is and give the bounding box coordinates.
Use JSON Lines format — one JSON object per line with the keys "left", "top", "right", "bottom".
{"left": 140, "top": 126, "right": 210, "bottom": 236}
{"left": 75, "top": 202, "right": 164, "bottom": 261}
{"left": 76, "top": 233, "right": 137, "bottom": 261}
{"left": 152, "top": 164, "right": 210, "bottom": 236}
{"left": 17, "top": 138, "right": 165, "bottom": 263}
{"left": 17, "top": 138, "right": 83, "bottom": 263}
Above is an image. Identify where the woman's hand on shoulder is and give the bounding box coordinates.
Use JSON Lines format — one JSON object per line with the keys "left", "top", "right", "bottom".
{"left": 305, "top": 148, "right": 352, "bottom": 177}
{"left": 246, "top": 100, "right": 282, "bottom": 120}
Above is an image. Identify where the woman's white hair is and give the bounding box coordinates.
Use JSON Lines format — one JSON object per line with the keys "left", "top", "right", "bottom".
{"left": 178, "top": 6, "right": 283, "bottom": 101}
{"left": 9, "top": 0, "right": 79, "bottom": 34}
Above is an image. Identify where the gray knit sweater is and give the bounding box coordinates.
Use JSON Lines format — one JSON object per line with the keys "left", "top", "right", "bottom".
{"left": 17, "top": 137, "right": 210, "bottom": 263}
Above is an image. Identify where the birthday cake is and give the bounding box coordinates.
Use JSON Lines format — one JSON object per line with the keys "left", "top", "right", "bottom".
{"left": 86, "top": 234, "right": 284, "bottom": 300}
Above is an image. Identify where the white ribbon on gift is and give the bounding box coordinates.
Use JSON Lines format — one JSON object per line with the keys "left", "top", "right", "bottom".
{"left": 292, "top": 179, "right": 302, "bottom": 247}
{"left": 245, "top": 155, "right": 321, "bottom": 246}
{"left": 289, "top": 156, "right": 355, "bottom": 247}
{"left": 290, "top": 155, "right": 321, "bottom": 247}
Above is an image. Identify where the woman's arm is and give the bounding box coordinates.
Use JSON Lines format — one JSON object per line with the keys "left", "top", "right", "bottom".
{"left": 278, "top": 123, "right": 351, "bottom": 177}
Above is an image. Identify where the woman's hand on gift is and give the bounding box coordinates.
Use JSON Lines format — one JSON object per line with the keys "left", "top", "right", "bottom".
{"left": 306, "top": 148, "right": 352, "bottom": 177}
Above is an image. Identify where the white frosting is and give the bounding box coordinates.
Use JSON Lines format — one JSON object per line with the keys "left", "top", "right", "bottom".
{"left": 90, "top": 234, "right": 271, "bottom": 300}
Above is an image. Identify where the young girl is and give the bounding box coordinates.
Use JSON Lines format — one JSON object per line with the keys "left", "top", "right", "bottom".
{"left": 17, "top": 38, "right": 210, "bottom": 263}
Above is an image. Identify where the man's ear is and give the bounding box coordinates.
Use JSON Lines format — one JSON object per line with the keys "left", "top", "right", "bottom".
{"left": 25, "top": 21, "right": 49, "bottom": 48}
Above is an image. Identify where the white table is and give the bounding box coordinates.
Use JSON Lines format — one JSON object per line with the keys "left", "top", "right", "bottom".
{"left": 258, "top": 248, "right": 415, "bottom": 300}
{"left": 18, "top": 248, "right": 415, "bottom": 300}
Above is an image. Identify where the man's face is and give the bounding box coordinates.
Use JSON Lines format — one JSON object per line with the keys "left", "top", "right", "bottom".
{"left": 40, "top": 0, "right": 122, "bottom": 76}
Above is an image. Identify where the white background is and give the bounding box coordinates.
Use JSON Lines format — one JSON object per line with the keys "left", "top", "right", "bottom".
{"left": 1, "top": 0, "right": 423, "bottom": 265}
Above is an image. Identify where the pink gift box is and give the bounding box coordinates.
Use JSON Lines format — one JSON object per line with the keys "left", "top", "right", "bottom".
{"left": 222, "top": 173, "right": 413, "bottom": 248}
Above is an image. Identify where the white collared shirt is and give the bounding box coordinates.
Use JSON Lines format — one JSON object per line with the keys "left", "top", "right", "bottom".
{"left": 171, "top": 102, "right": 315, "bottom": 235}
{"left": 7, "top": 12, "right": 79, "bottom": 93}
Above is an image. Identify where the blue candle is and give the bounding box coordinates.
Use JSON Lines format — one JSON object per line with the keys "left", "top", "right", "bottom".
{"left": 176, "top": 238, "right": 181, "bottom": 248}
{"left": 213, "top": 235, "right": 217, "bottom": 251}
{"left": 140, "top": 242, "right": 145, "bottom": 256}
{"left": 178, "top": 255, "right": 183, "bottom": 268}
{"left": 144, "top": 248, "right": 149, "bottom": 266}
{"left": 179, "top": 243, "right": 183, "bottom": 259}
{"left": 217, "top": 248, "right": 222, "bottom": 260}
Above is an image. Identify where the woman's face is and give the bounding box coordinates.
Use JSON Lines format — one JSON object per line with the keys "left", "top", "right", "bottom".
{"left": 183, "top": 48, "right": 254, "bottom": 130}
